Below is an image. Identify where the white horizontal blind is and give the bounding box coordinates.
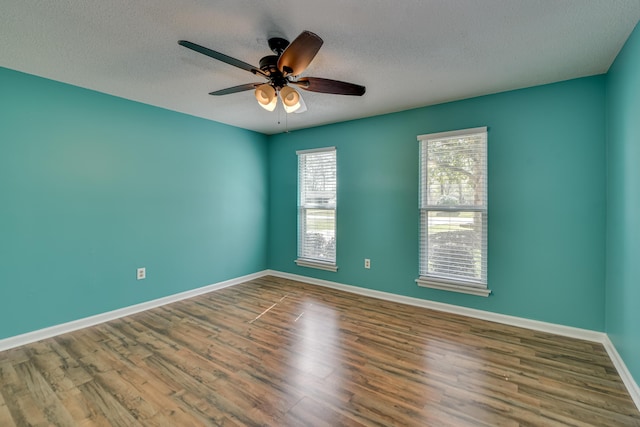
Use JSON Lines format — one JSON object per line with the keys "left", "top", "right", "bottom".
{"left": 297, "top": 147, "right": 336, "bottom": 265}
{"left": 418, "top": 128, "right": 487, "bottom": 287}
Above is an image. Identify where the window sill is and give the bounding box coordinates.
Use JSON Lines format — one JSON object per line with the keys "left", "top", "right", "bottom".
{"left": 416, "top": 277, "right": 491, "bottom": 297}
{"left": 295, "top": 259, "right": 338, "bottom": 272}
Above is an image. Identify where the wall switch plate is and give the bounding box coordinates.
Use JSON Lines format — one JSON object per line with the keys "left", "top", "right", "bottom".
{"left": 364, "top": 259, "right": 371, "bottom": 269}
{"left": 137, "top": 267, "right": 146, "bottom": 280}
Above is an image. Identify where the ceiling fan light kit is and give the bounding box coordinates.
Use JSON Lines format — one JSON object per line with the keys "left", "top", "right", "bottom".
{"left": 255, "top": 83, "right": 301, "bottom": 113}
{"left": 178, "top": 31, "right": 365, "bottom": 114}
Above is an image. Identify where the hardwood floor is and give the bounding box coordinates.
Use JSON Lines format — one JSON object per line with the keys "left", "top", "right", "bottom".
{"left": 1, "top": 276, "right": 639, "bottom": 426}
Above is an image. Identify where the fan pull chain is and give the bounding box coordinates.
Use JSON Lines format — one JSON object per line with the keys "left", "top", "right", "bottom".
{"left": 276, "top": 100, "right": 290, "bottom": 133}
{"left": 277, "top": 92, "right": 282, "bottom": 126}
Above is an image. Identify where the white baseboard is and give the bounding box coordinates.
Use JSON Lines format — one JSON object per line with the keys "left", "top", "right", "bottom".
{"left": 0, "top": 270, "right": 268, "bottom": 352}
{"left": 603, "top": 335, "right": 640, "bottom": 410}
{"left": 266, "top": 269, "right": 640, "bottom": 411}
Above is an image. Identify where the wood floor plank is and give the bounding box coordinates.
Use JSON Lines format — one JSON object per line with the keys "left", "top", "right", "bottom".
{"left": 76, "top": 381, "right": 144, "bottom": 427}
{"left": 13, "top": 361, "right": 78, "bottom": 426}
{"left": 27, "top": 340, "right": 93, "bottom": 392}
{"left": 0, "top": 387, "right": 17, "bottom": 427}
{"left": 287, "top": 395, "right": 395, "bottom": 427}
{"left": 1, "top": 276, "right": 639, "bottom": 426}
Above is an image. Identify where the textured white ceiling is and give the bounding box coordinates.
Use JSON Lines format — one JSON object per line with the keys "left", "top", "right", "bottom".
{"left": 2, "top": 1, "right": 639, "bottom": 134}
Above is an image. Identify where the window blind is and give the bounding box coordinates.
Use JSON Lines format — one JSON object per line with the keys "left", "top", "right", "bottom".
{"left": 418, "top": 128, "right": 488, "bottom": 290}
{"left": 297, "top": 147, "right": 337, "bottom": 267}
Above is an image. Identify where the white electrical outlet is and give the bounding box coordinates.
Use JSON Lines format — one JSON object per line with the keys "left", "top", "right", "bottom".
{"left": 364, "top": 259, "right": 371, "bottom": 269}
{"left": 137, "top": 267, "right": 146, "bottom": 280}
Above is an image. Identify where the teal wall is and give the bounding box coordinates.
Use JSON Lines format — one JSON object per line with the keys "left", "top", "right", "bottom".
{"left": 269, "top": 76, "right": 606, "bottom": 331}
{"left": 0, "top": 67, "right": 268, "bottom": 339}
{"left": 606, "top": 22, "right": 640, "bottom": 383}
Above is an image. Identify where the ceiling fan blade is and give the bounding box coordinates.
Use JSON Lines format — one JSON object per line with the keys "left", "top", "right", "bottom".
{"left": 295, "top": 77, "right": 366, "bottom": 96}
{"left": 178, "top": 40, "right": 266, "bottom": 76}
{"left": 209, "top": 83, "right": 263, "bottom": 96}
{"left": 277, "top": 31, "right": 323, "bottom": 76}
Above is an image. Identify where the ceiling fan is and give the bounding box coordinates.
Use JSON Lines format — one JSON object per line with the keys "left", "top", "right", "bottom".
{"left": 178, "top": 31, "right": 366, "bottom": 114}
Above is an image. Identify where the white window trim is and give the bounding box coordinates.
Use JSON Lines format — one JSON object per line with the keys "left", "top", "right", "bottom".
{"left": 295, "top": 146, "right": 338, "bottom": 272}
{"left": 294, "top": 259, "right": 339, "bottom": 272}
{"left": 296, "top": 147, "right": 336, "bottom": 155}
{"left": 417, "top": 127, "right": 491, "bottom": 297}
{"left": 415, "top": 277, "right": 491, "bottom": 297}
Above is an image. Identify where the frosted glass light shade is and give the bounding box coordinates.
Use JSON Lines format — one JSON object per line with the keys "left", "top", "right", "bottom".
{"left": 255, "top": 84, "right": 277, "bottom": 111}
{"left": 280, "top": 86, "right": 301, "bottom": 113}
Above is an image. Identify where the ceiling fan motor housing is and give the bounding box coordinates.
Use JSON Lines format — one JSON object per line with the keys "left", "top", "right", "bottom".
{"left": 259, "top": 55, "right": 289, "bottom": 89}
{"left": 259, "top": 55, "right": 279, "bottom": 75}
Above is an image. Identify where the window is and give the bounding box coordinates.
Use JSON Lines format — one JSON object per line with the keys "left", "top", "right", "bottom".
{"left": 295, "top": 147, "right": 337, "bottom": 271}
{"left": 417, "top": 127, "right": 489, "bottom": 296}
